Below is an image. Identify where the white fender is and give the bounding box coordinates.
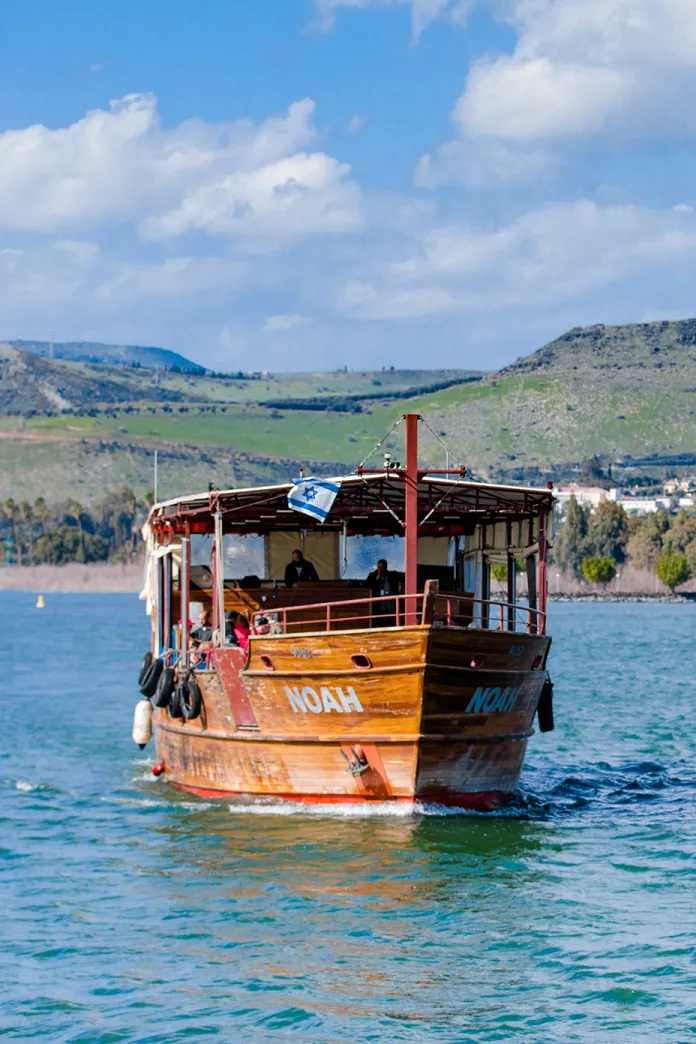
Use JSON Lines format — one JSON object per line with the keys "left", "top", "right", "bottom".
{"left": 132, "top": 699, "right": 153, "bottom": 748}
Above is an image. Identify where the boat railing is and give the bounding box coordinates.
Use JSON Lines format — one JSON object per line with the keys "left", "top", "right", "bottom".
{"left": 249, "top": 586, "right": 545, "bottom": 637}
{"left": 431, "top": 591, "right": 545, "bottom": 635}
{"left": 252, "top": 592, "right": 424, "bottom": 635}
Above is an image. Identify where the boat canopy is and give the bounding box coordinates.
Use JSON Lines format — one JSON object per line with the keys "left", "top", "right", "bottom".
{"left": 142, "top": 416, "right": 554, "bottom": 638}
{"left": 149, "top": 471, "right": 554, "bottom": 538}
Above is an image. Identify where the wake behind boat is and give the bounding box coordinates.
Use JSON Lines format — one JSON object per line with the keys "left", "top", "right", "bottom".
{"left": 132, "top": 414, "right": 555, "bottom": 808}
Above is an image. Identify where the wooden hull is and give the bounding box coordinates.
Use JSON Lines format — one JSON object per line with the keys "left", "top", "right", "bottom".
{"left": 154, "top": 625, "right": 551, "bottom": 809}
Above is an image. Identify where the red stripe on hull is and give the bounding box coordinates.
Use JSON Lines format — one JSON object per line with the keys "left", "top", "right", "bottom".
{"left": 168, "top": 779, "right": 510, "bottom": 811}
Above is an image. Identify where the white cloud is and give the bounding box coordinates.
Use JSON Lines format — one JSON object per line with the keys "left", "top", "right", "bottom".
{"left": 144, "top": 152, "right": 363, "bottom": 243}
{"left": 346, "top": 113, "right": 368, "bottom": 135}
{"left": 312, "top": 0, "right": 472, "bottom": 41}
{"left": 340, "top": 280, "right": 456, "bottom": 318}
{"left": 0, "top": 93, "right": 363, "bottom": 246}
{"left": 55, "top": 240, "right": 100, "bottom": 264}
{"left": 415, "top": 138, "right": 553, "bottom": 188}
{"left": 263, "top": 313, "right": 313, "bottom": 332}
{"left": 339, "top": 200, "right": 696, "bottom": 318}
{"left": 92, "top": 257, "right": 247, "bottom": 305}
{"left": 418, "top": 0, "right": 696, "bottom": 185}
{"left": 456, "top": 57, "right": 631, "bottom": 142}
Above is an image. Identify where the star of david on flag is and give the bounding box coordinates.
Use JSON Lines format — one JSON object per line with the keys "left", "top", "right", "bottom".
{"left": 287, "top": 477, "right": 342, "bottom": 523}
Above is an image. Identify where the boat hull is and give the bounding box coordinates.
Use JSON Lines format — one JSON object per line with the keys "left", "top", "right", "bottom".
{"left": 153, "top": 625, "right": 550, "bottom": 808}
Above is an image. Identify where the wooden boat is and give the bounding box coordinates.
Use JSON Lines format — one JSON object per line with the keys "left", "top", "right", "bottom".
{"left": 135, "top": 414, "right": 554, "bottom": 809}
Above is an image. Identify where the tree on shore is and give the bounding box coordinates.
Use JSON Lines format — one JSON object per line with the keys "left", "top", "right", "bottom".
{"left": 552, "top": 495, "right": 588, "bottom": 578}
{"left": 3, "top": 498, "right": 18, "bottom": 564}
{"left": 20, "top": 502, "right": 34, "bottom": 565}
{"left": 581, "top": 556, "right": 617, "bottom": 587}
{"left": 655, "top": 552, "right": 691, "bottom": 593}
{"left": 626, "top": 509, "right": 669, "bottom": 570}
{"left": 0, "top": 491, "right": 149, "bottom": 566}
{"left": 585, "top": 500, "right": 628, "bottom": 563}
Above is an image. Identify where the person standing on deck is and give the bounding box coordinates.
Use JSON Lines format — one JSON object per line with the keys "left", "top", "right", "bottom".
{"left": 365, "top": 559, "right": 399, "bottom": 626}
{"left": 284, "top": 549, "right": 319, "bottom": 588}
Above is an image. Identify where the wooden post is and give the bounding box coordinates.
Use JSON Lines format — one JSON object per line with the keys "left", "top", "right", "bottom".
{"left": 156, "top": 554, "right": 164, "bottom": 655}
{"left": 506, "top": 519, "right": 514, "bottom": 632}
{"left": 421, "top": 578, "right": 439, "bottom": 625}
{"left": 181, "top": 529, "right": 190, "bottom": 668}
{"left": 213, "top": 511, "right": 225, "bottom": 643}
{"left": 164, "top": 551, "right": 172, "bottom": 657}
{"left": 537, "top": 509, "right": 548, "bottom": 635}
{"left": 481, "top": 524, "right": 490, "bottom": 629}
{"left": 404, "top": 413, "right": 419, "bottom": 624}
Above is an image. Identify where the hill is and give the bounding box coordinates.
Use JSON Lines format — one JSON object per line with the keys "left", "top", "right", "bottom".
{"left": 3, "top": 318, "right": 696, "bottom": 503}
{"left": 8, "top": 338, "right": 203, "bottom": 372}
{"left": 503, "top": 319, "right": 696, "bottom": 380}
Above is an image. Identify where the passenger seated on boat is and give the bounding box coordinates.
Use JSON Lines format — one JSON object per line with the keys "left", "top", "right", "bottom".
{"left": 365, "top": 559, "right": 399, "bottom": 627}
{"left": 254, "top": 615, "right": 272, "bottom": 635}
{"left": 190, "top": 609, "right": 213, "bottom": 646}
{"left": 225, "top": 611, "right": 239, "bottom": 645}
{"left": 227, "top": 611, "right": 251, "bottom": 652}
{"left": 284, "top": 549, "right": 319, "bottom": 588}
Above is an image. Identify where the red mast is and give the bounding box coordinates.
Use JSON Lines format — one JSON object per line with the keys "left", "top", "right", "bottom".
{"left": 404, "top": 413, "right": 420, "bottom": 624}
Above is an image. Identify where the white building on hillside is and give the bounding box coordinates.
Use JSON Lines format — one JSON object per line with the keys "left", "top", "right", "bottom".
{"left": 554, "top": 485, "right": 613, "bottom": 513}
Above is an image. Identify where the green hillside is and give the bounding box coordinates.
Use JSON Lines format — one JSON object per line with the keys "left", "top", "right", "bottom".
{"left": 4, "top": 318, "right": 696, "bottom": 503}
{"left": 8, "top": 338, "right": 202, "bottom": 372}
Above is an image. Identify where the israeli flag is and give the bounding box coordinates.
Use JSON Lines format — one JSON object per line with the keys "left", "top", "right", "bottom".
{"left": 288, "top": 477, "right": 342, "bottom": 523}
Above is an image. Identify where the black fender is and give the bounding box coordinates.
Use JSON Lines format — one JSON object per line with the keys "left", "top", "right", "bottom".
{"left": 537, "top": 675, "right": 554, "bottom": 733}
{"left": 154, "top": 667, "right": 175, "bottom": 708}
{"left": 170, "top": 683, "right": 185, "bottom": 719}
{"left": 139, "top": 658, "right": 163, "bottom": 698}
{"left": 138, "top": 651, "right": 153, "bottom": 686}
{"left": 181, "top": 679, "right": 202, "bottom": 721}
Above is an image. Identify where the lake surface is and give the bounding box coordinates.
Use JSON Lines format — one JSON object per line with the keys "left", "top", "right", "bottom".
{"left": 2, "top": 594, "right": 695, "bottom": 1042}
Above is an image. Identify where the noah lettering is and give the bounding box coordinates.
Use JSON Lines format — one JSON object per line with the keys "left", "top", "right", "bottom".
{"left": 285, "top": 684, "right": 364, "bottom": 714}
{"left": 465, "top": 686, "right": 521, "bottom": 714}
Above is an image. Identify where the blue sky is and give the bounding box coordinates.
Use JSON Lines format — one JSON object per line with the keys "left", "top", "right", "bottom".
{"left": 2, "top": 0, "right": 696, "bottom": 372}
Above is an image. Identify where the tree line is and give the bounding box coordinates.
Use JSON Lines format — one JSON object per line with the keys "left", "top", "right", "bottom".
{"left": 1, "top": 488, "right": 151, "bottom": 566}
{"left": 553, "top": 496, "right": 695, "bottom": 592}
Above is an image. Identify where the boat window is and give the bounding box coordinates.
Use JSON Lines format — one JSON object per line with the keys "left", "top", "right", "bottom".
{"left": 344, "top": 535, "right": 405, "bottom": 577}
{"left": 223, "top": 535, "right": 264, "bottom": 579}
{"left": 190, "top": 533, "right": 265, "bottom": 580}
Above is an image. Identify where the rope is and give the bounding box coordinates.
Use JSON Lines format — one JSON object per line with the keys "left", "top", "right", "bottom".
{"left": 356, "top": 416, "right": 404, "bottom": 470}
{"left": 358, "top": 474, "right": 404, "bottom": 527}
{"left": 419, "top": 417, "right": 465, "bottom": 471}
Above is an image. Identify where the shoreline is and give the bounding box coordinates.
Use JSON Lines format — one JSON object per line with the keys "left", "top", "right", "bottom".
{"left": 548, "top": 592, "right": 695, "bottom": 604}
{"left": 1, "top": 564, "right": 694, "bottom": 601}
{"left": 0, "top": 563, "right": 142, "bottom": 593}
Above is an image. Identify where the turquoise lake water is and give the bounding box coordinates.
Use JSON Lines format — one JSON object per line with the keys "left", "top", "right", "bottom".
{"left": 2, "top": 593, "right": 695, "bottom": 1042}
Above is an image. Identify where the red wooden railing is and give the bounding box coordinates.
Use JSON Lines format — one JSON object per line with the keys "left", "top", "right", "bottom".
{"left": 250, "top": 588, "right": 545, "bottom": 637}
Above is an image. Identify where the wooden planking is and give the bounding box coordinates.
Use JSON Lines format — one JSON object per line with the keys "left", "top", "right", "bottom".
{"left": 415, "top": 736, "right": 529, "bottom": 802}
{"left": 246, "top": 626, "right": 429, "bottom": 673}
{"left": 421, "top": 666, "right": 545, "bottom": 733}
{"left": 428, "top": 626, "right": 551, "bottom": 672}
{"left": 156, "top": 727, "right": 417, "bottom": 800}
{"left": 241, "top": 667, "right": 424, "bottom": 737}
{"left": 215, "top": 647, "right": 258, "bottom": 727}
{"left": 238, "top": 627, "right": 428, "bottom": 737}
{"left": 151, "top": 620, "right": 554, "bottom": 805}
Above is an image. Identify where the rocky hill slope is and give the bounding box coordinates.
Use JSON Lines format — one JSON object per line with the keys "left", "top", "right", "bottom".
{"left": 3, "top": 318, "right": 696, "bottom": 502}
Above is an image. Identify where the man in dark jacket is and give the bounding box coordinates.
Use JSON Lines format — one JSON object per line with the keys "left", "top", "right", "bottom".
{"left": 365, "top": 559, "right": 400, "bottom": 626}
{"left": 285, "top": 549, "right": 320, "bottom": 588}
